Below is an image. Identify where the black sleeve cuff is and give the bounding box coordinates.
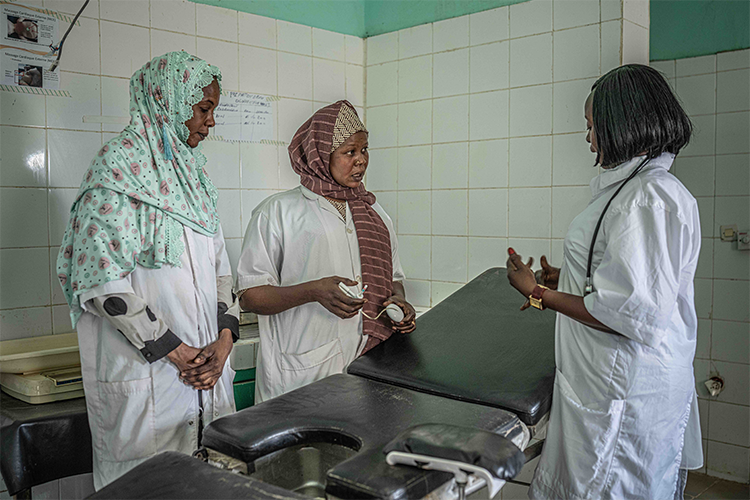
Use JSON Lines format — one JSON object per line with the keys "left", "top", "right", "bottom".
{"left": 217, "top": 302, "right": 240, "bottom": 343}
{"left": 140, "top": 329, "right": 182, "bottom": 363}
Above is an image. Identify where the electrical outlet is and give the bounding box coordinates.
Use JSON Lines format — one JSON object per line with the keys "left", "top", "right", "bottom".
{"left": 720, "top": 224, "right": 738, "bottom": 242}
{"left": 738, "top": 231, "right": 750, "bottom": 251}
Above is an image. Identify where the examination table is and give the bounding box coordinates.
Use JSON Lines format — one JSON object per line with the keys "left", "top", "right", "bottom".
{"left": 91, "top": 268, "right": 556, "bottom": 499}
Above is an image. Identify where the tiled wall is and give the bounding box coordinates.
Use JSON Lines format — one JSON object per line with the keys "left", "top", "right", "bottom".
{"left": 362, "top": 0, "right": 649, "bottom": 309}
{"left": 0, "top": 0, "right": 364, "bottom": 342}
{"left": 652, "top": 49, "right": 750, "bottom": 484}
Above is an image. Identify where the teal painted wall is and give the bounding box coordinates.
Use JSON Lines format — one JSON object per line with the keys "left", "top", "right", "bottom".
{"left": 650, "top": 0, "right": 750, "bottom": 61}
{"left": 191, "top": 0, "right": 366, "bottom": 37}
{"left": 364, "top": 0, "right": 526, "bottom": 37}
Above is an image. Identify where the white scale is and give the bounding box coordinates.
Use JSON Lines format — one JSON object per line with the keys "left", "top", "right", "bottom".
{"left": 0, "top": 366, "right": 84, "bottom": 404}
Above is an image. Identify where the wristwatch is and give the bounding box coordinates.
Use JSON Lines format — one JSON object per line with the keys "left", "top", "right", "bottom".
{"left": 529, "top": 285, "right": 550, "bottom": 310}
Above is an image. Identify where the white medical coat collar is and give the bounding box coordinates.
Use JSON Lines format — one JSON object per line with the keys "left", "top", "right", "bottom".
{"left": 300, "top": 185, "right": 350, "bottom": 220}
{"left": 590, "top": 153, "right": 675, "bottom": 197}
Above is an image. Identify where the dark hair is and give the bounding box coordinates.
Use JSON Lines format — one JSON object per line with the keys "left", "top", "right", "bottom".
{"left": 590, "top": 64, "right": 692, "bottom": 167}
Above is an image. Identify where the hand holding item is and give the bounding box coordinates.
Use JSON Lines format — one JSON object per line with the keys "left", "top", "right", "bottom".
{"left": 537, "top": 255, "right": 560, "bottom": 290}
{"left": 179, "top": 329, "right": 233, "bottom": 390}
{"left": 314, "top": 276, "right": 366, "bottom": 319}
{"left": 506, "top": 248, "right": 538, "bottom": 311}
{"left": 383, "top": 295, "right": 417, "bottom": 333}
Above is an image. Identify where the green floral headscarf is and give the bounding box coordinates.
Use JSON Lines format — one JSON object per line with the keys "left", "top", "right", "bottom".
{"left": 57, "top": 51, "right": 222, "bottom": 326}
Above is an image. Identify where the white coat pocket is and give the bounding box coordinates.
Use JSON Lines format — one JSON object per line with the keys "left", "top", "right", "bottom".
{"left": 541, "top": 369, "right": 626, "bottom": 499}
{"left": 95, "top": 377, "right": 157, "bottom": 463}
{"left": 280, "top": 338, "right": 345, "bottom": 394}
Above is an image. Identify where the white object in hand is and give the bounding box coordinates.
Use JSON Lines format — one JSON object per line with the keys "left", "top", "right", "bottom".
{"left": 339, "top": 282, "right": 363, "bottom": 299}
{"left": 385, "top": 303, "right": 404, "bottom": 322}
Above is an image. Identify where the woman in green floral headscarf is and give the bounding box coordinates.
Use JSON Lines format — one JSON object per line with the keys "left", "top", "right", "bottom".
{"left": 56, "top": 51, "right": 239, "bottom": 489}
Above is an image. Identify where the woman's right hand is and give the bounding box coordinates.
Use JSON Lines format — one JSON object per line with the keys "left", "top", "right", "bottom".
{"left": 167, "top": 343, "right": 204, "bottom": 385}
{"left": 538, "top": 255, "right": 560, "bottom": 290}
{"left": 313, "top": 276, "right": 366, "bottom": 319}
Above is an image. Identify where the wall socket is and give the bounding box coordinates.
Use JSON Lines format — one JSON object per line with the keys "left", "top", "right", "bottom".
{"left": 720, "top": 225, "right": 738, "bottom": 242}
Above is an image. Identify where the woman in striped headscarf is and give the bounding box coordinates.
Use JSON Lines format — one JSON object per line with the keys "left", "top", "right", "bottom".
{"left": 236, "top": 100, "right": 415, "bottom": 403}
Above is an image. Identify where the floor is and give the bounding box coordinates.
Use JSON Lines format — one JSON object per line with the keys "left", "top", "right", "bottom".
{"left": 685, "top": 472, "right": 750, "bottom": 500}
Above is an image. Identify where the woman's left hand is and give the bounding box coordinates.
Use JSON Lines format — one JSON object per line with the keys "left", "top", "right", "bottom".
{"left": 506, "top": 251, "right": 538, "bottom": 310}
{"left": 180, "top": 329, "right": 233, "bottom": 390}
{"left": 383, "top": 295, "right": 417, "bottom": 333}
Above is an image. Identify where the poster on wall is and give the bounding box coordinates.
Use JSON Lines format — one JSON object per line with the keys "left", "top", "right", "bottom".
{"left": 1, "top": 2, "right": 59, "bottom": 90}
{"left": 212, "top": 92, "right": 276, "bottom": 143}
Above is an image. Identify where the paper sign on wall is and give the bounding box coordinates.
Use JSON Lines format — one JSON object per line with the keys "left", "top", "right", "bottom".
{"left": 212, "top": 91, "right": 275, "bottom": 143}
{"left": 1, "top": 2, "right": 59, "bottom": 90}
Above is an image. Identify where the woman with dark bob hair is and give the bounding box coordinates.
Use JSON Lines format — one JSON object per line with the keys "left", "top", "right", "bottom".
{"left": 507, "top": 64, "right": 701, "bottom": 499}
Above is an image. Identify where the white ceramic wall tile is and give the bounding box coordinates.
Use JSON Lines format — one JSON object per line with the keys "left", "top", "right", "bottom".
{"left": 238, "top": 12, "right": 276, "bottom": 49}
{"left": 552, "top": 133, "right": 598, "bottom": 185}
{"left": 375, "top": 191, "right": 398, "bottom": 229}
{"left": 432, "top": 190, "right": 467, "bottom": 235}
{"left": 470, "top": 7, "right": 508, "bottom": 46}
{"left": 345, "top": 64, "right": 364, "bottom": 106}
{"left": 47, "top": 72, "right": 101, "bottom": 131}
{"left": 550, "top": 239, "right": 564, "bottom": 265}
{"left": 313, "top": 59, "right": 346, "bottom": 103}
{"left": 367, "top": 32, "right": 398, "bottom": 65}
{"left": 432, "top": 142, "right": 468, "bottom": 189}
{"left": 714, "top": 237, "right": 750, "bottom": 282}
{"left": 398, "top": 146, "right": 431, "bottom": 190}
{"left": 398, "top": 191, "right": 431, "bottom": 235}
{"left": 694, "top": 357, "right": 711, "bottom": 397}
{"left": 650, "top": 60, "right": 676, "bottom": 79}
{"left": 714, "top": 195, "right": 750, "bottom": 240}
{"left": 0, "top": 248, "right": 51, "bottom": 309}
{"left": 398, "top": 100, "right": 432, "bottom": 146}
{"left": 0, "top": 126, "right": 47, "bottom": 187}
{"left": 240, "top": 190, "right": 277, "bottom": 227}
{"left": 676, "top": 74, "right": 717, "bottom": 117}
{"left": 717, "top": 111, "right": 750, "bottom": 154}
{"left": 45, "top": 0, "right": 99, "bottom": 17}
{"left": 100, "top": 21, "right": 150, "bottom": 78}
{"left": 695, "top": 238, "right": 713, "bottom": 279}
{"left": 551, "top": 186, "right": 590, "bottom": 238}
{"left": 553, "top": 0, "right": 600, "bottom": 30}
{"left": 694, "top": 277, "right": 713, "bottom": 319}
{"left": 48, "top": 130, "right": 101, "bottom": 188}
{"left": 622, "top": 0, "right": 649, "bottom": 28}
{"left": 695, "top": 197, "right": 714, "bottom": 239}
{"left": 398, "top": 24, "right": 432, "bottom": 59}
{"left": 398, "top": 56, "right": 432, "bottom": 102}
{"left": 398, "top": 235, "right": 431, "bottom": 280}
{"left": 677, "top": 54, "right": 716, "bottom": 78}
{"left": 509, "top": 85, "right": 552, "bottom": 137}
{"left": 506, "top": 238, "right": 550, "bottom": 270}
{"left": 403, "top": 279, "right": 431, "bottom": 307}
{"left": 712, "top": 360, "right": 750, "bottom": 406}
{"left": 431, "top": 236, "right": 467, "bottom": 282}
{"left": 239, "top": 46, "right": 277, "bottom": 96}
{"left": 365, "top": 105, "right": 397, "bottom": 149}
{"left": 717, "top": 69, "right": 750, "bottom": 113}
{"left": 57, "top": 17, "right": 100, "bottom": 75}
{"left": 196, "top": 3, "right": 238, "bottom": 43}
{"left": 706, "top": 441, "right": 750, "bottom": 483}
{"left": 509, "top": 136, "right": 552, "bottom": 187}
{"left": 241, "top": 143, "right": 278, "bottom": 190}
{"left": 508, "top": 187, "right": 551, "bottom": 238}
{"left": 150, "top": 0, "right": 195, "bottom": 35}
{"left": 278, "top": 53, "right": 312, "bottom": 99}
{"left": 470, "top": 41, "right": 509, "bottom": 93}
{"left": 469, "top": 189, "right": 507, "bottom": 237}
{"left": 100, "top": 0, "right": 149, "bottom": 25}
{"left": 345, "top": 35, "right": 364, "bottom": 65}
{"left": 202, "top": 141, "right": 240, "bottom": 189}
{"left": 553, "top": 77, "right": 596, "bottom": 133}
{"left": 469, "top": 139, "right": 509, "bottom": 188}
{"left": 718, "top": 49, "right": 750, "bottom": 72}
{"left": 367, "top": 62, "right": 398, "bottom": 106}
{"left": 47, "top": 188, "right": 78, "bottom": 245}
{"left": 468, "top": 237, "right": 508, "bottom": 280}
{"left": 313, "top": 29, "right": 345, "bottom": 61}
{"left": 600, "top": 20, "right": 622, "bottom": 74}
{"left": 510, "top": 0, "right": 553, "bottom": 38}
{"left": 432, "top": 96, "right": 468, "bottom": 143}
{"left": 51, "top": 303, "right": 71, "bottom": 333}
{"left": 50, "top": 248, "right": 66, "bottom": 305}
{"left": 510, "top": 33, "right": 552, "bottom": 87}
{"left": 709, "top": 400, "right": 750, "bottom": 448}
{"left": 621, "top": 20, "right": 649, "bottom": 65}
{"left": 277, "top": 99, "right": 312, "bottom": 145}
{"left": 695, "top": 318, "right": 711, "bottom": 359}
{"left": 0, "top": 92, "right": 46, "bottom": 127}
{"left": 469, "top": 90, "right": 509, "bottom": 140}
{"left": 100, "top": 77, "right": 130, "bottom": 133}
{"left": 715, "top": 154, "right": 750, "bottom": 196}
{"left": 197, "top": 38, "right": 238, "bottom": 91}
{"left": 712, "top": 279, "right": 749, "bottom": 323}
{"left": 600, "top": 0, "right": 622, "bottom": 22}
{"left": 553, "top": 25, "right": 599, "bottom": 82}
{"left": 277, "top": 21, "right": 312, "bottom": 55}
{"left": 0, "top": 188, "right": 47, "bottom": 248}
{"left": 433, "top": 49, "right": 469, "bottom": 98}
{"left": 674, "top": 156, "right": 715, "bottom": 197}
{"left": 152, "top": 29, "right": 196, "bottom": 59}
{"left": 0, "top": 307, "right": 53, "bottom": 341}
{"left": 216, "top": 190, "right": 241, "bottom": 238}
{"left": 433, "top": 15, "right": 469, "bottom": 52}
{"left": 365, "top": 148, "right": 397, "bottom": 192}
{"left": 711, "top": 320, "right": 750, "bottom": 364}
{"left": 431, "top": 281, "right": 464, "bottom": 306}
{"left": 681, "top": 114, "right": 715, "bottom": 157}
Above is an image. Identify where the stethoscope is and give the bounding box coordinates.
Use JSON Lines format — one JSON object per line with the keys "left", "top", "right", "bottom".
{"left": 583, "top": 156, "right": 651, "bottom": 296}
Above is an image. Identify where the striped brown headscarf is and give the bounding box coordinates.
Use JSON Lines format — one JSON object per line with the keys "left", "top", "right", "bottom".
{"left": 288, "top": 101, "right": 394, "bottom": 351}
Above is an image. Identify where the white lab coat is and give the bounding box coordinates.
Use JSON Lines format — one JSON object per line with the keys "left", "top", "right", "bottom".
{"left": 529, "top": 154, "right": 703, "bottom": 500}
{"left": 76, "top": 226, "right": 236, "bottom": 490}
{"left": 236, "top": 186, "right": 405, "bottom": 403}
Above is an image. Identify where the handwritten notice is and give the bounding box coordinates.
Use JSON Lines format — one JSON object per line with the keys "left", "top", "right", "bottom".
{"left": 213, "top": 91, "right": 274, "bottom": 143}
